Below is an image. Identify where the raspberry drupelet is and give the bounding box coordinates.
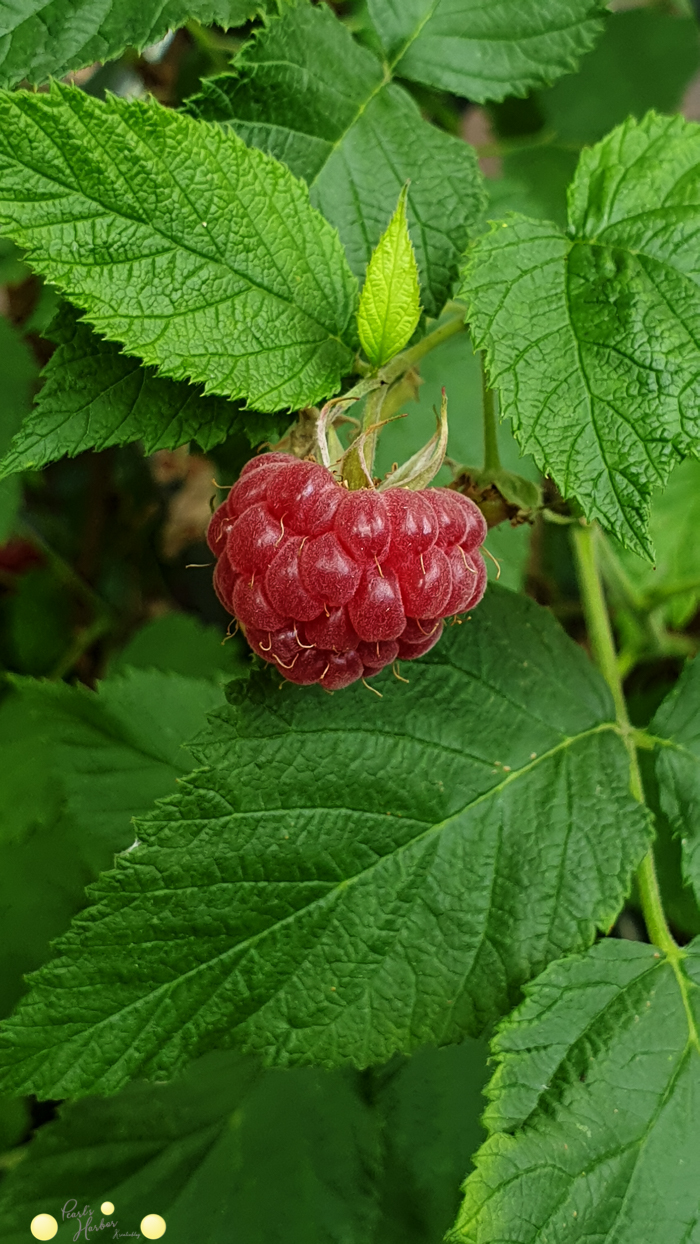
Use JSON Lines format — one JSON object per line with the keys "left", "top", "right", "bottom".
{"left": 209, "top": 452, "right": 487, "bottom": 690}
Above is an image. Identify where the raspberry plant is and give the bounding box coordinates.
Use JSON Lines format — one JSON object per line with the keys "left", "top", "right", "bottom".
{"left": 1, "top": 2, "right": 700, "bottom": 1241}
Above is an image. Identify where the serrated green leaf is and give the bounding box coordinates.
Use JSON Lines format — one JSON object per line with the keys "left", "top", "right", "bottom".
{"left": 358, "top": 188, "right": 421, "bottom": 367}
{"left": 366, "top": 0, "right": 606, "bottom": 104}
{"left": 0, "top": 1, "right": 265, "bottom": 90}
{"left": 107, "top": 611, "right": 250, "bottom": 684}
{"left": 487, "top": 9, "right": 700, "bottom": 234}
{"left": 540, "top": 7, "right": 700, "bottom": 147}
{"left": 0, "top": 306, "right": 286, "bottom": 479}
{"left": 614, "top": 458, "right": 700, "bottom": 630}
{"left": 0, "top": 587, "right": 651, "bottom": 1098}
{"left": 462, "top": 112, "right": 700, "bottom": 557}
{"left": 0, "top": 1042, "right": 487, "bottom": 1243}
{"left": 371, "top": 323, "right": 538, "bottom": 592}
{"left": 375, "top": 1039, "right": 488, "bottom": 1244}
{"left": 0, "top": 315, "right": 36, "bottom": 539}
{"left": 0, "top": 84, "right": 358, "bottom": 412}
{"left": 0, "top": 670, "right": 223, "bottom": 1016}
{"left": 0, "top": 1052, "right": 381, "bottom": 1244}
{"left": 450, "top": 938, "right": 700, "bottom": 1244}
{"left": 651, "top": 656, "right": 700, "bottom": 908}
{"left": 187, "top": 3, "right": 485, "bottom": 317}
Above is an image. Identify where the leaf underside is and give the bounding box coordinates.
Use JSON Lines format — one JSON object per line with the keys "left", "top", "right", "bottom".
{"left": 367, "top": 0, "right": 606, "bottom": 103}
{"left": 462, "top": 112, "right": 700, "bottom": 557}
{"left": 0, "top": 84, "right": 358, "bottom": 413}
{"left": 187, "top": 3, "right": 486, "bottom": 318}
{"left": 0, "top": 587, "right": 650, "bottom": 1099}
{"left": 0, "top": 1, "right": 263, "bottom": 90}
{"left": 0, "top": 306, "right": 287, "bottom": 479}
{"left": 451, "top": 938, "right": 700, "bottom": 1244}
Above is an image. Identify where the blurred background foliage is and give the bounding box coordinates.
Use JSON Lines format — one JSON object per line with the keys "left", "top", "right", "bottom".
{"left": 2, "top": 1, "right": 700, "bottom": 1238}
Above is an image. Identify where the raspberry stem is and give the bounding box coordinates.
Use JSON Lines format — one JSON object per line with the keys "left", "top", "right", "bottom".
{"left": 571, "top": 519, "right": 676, "bottom": 956}
{"left": 481, "top": 352, "right": 501, "bottom": 473}
{"left": 380, "top": 310, "right": 466, "bottom": 384}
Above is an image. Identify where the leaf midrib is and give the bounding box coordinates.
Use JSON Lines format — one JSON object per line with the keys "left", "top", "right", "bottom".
{"left": 14, "top": 723, "right": 619, "bottom": 1070}
{"left": 0, "top": 92, "right": 350, "bottom": 349}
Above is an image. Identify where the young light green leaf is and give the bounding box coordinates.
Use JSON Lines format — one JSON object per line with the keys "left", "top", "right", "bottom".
{"left": 0, "top": 1, "right": 265, "bottom": 90}
{"left": 358, "top": 188, "right": 421, "bottom": 367}
{"left": 367, "top": 0, "right": 606, "bottom": 103}
{"left": 0, "top": 670, "right": 224, "bottom": 1017}
{"left": 0, "top": 587, "right": 650, "bottom": 1098}
{"left": 0, "top": 306, "right": 288, "bottom": 479}
{"left": 0, "top": 1052, "right": 381, "bottom": 1244}
{"left": 462, "top": 112, "right": 700, "bottom": 558}
{"left": 450, "top": 938, "right": 700, "bottom": 1244}
{"left": 651, "top": 656, "right": 700, "bottom": 908}
{"left": 187, "top": 3, "right": 485, "bottom": 317}
{"left": 0, "top": 84, "right": 358, "bottom": 412}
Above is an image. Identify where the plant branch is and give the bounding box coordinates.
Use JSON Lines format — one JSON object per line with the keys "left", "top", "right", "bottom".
{"left": 19, "top": 522, "right": 114, "bottom": 681}
{"left": 480, "top": 352, "right": 500, "bottom": 472}
{"left": 571, "top": 521, "right": 677, "bottom": 956}
{"left": 379, "top": 311, "right": 466, "bottom": 384}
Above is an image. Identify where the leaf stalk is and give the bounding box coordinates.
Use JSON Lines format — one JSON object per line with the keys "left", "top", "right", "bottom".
{"left": 480, "top": 352, "right": 500, "bottom": 473}
{"left": 571, "top": 521, "right": 677, "bottom": 957}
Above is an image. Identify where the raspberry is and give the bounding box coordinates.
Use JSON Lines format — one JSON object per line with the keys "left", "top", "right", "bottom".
{"left": 208, "top": 452, "right": 488, "bottom": 690}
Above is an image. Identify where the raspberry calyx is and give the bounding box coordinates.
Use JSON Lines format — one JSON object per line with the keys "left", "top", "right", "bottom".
{"left": 209, "top": 453, "right": 487, "bottom": 690}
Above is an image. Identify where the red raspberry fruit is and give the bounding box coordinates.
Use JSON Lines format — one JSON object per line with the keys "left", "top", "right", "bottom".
{"left": 208, "top": 453, "right": 487, "bottom": 690}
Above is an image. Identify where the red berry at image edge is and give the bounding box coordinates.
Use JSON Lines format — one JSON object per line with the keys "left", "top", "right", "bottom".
{"left": 208, "top": 453, "right": 488, "bottom": 690}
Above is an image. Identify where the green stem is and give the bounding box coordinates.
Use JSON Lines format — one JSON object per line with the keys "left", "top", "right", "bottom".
{"left": 481, "top": 352, "right": 500, "bottom": 472}
{"left": 20, "top": 523, "right": 114, "bottom": 680}
{"left": 571, "top": 521, "right": 677, "bottom": 956}
{"left": 380, "top": 312, "right": 466, "bottom": 384}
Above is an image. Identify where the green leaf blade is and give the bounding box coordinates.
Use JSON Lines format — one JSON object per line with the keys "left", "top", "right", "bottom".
{"left": 450, "top": 939, "right": 700, "bottom": 1244}
{"left": 462, "top": 112, "right": 700, "bottom": 556}
{"left": 0, "top": 315, "right": 37, "bottom": 538}
{"left": 187, "top": 4, "right": 485, "bottom": 317}
{"left": 367, "top": 0, "right": 606, "bottom": 103}
{"left": 0, "top": 84, "right": 358, "bottom": 412}
{"left": 358, "top": 187, "right": 421, "bottom": 366}
{"left": 0, "top": 1053, "right": 381, "bottom": 1244}
{"left": 0, "top": 668, "right": 225, "bottom": 1017}
{"left": 0, "top": 1, "right": 264, "bottom": 90}
{"left": 652, "top": 657, "right": 700, "bottom": 906}
{"left": 0, "top": 588, "right": 650, "bottom": 1098}
{"left": 0, "top": 306, "right": 286, "bottom": 478}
